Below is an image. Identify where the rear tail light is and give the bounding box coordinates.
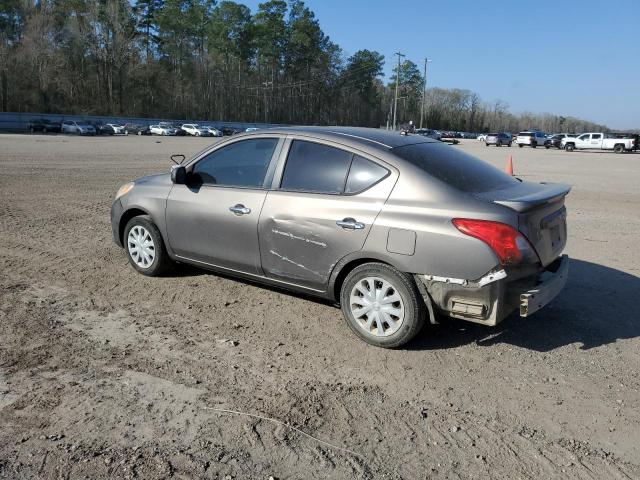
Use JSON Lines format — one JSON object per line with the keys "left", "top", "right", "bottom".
{"left": 452, "top": 218, "right": 538, "bottom": 265}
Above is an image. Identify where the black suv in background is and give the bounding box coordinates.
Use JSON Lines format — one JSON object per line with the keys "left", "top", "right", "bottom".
{"left": 27, "top": 119, "right": 62, "bottom": 133}
{"left": 123, "top": 123, "right": 151, "bottom": 135}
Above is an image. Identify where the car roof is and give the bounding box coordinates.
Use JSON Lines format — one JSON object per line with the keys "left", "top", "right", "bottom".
{"left": 243, "top": 126, "right": 437, "bottom": 151}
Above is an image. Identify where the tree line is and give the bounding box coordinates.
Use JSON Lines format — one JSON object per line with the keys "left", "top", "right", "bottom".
{"left": 0, "top": 0, "right": 610, "bottom": 133}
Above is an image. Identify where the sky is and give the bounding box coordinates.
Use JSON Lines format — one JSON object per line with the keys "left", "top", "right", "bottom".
{"left": 241, "top": 0, "right": 640, "bottom": 129}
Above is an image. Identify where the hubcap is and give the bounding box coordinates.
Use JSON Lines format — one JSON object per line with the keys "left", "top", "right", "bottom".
{"left": 349, "top": 277, "right": 405, "bottom": 337}
{"left": 127, "top": 225, "right": 156, "bottom": 268}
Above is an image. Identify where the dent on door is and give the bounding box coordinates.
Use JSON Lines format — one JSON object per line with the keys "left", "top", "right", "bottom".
{"left": 258, "top": 192, "right": 385, "bottom": 290}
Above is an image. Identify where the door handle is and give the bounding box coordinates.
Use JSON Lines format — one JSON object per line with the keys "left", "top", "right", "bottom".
{"left": 229, "top": 204, "right": 251, "bottom": 215}
{"left": 336, "top": 217, "right": 365, "bottom": 230}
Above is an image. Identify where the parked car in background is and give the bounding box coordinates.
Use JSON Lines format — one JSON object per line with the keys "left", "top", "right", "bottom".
{"left": 150, "top": 124, "right": 177, "bottom": 136}
{"left": 87, "top": 121, "right": 115, "bottom": 135}
{"left": 111, "top": 127, "right": 570, "bottom": 348}
{"left": 181, "top": 124, "right": 212, "bottom": 136}
{"left": 245, "top": 127, "right": 260, "bottom": 132}
{"left": 516, "top": 131, "right": 548, "bottom": 148}
{"left": 28, "top": 118, "right": 62, "bottom": 133}
{"left": 123, "top": 123, "right": 150, "bottom": 135}
{"left": 202, "top": 126, "right": 223, "bottom": 136}
{"left": 415, "top": 128, "right": 442, "bottom": 140}
{"left": 485, "top": 133, "right": 512, "bottom": 147}
{"left": 546, "top": 134, "right": 575, "bottom": 149}
{"left": 107, "top": 123, "right": 126, "bottom": 135}
{"left": 477, "top": 133, "right": 487, "bottom": 141}
{"left": 61, "top": 120, "right": 96, "bottom": 135}
{"left": 561, "top": 133, "right": 636, "bottom": 153}
{"left": 220, "top": 126, "right": 241, "bottom": 136}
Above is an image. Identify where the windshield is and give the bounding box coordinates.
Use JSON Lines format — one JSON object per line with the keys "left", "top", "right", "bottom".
{"left": 393, "top": 143, "right": 519, "bottom": 193}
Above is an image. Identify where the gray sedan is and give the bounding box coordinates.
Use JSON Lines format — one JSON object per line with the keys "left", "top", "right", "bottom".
{"left": 111, "top": 127, "right": 569, "bottom": 348}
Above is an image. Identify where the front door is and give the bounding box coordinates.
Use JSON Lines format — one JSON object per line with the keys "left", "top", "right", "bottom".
{"left": 165, "top": 137, "right": 281, "bottom": 274}
{"left": 258, "top": 139, "right": 395, "bottom": 290}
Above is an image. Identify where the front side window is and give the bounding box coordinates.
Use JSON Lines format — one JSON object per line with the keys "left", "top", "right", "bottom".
{"left": 579, "top": 134, "right": 590, "bottom": 140}
{"left": 191, "top": 138, "right": 278, "bottom": 188}
{"left": 280, "top": 140, "right": 353, "bottom": 194}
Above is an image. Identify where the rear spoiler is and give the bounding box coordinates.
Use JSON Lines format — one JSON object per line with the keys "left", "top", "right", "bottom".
{"left": 491, "top": 182, "right": 571, "bottom": 213}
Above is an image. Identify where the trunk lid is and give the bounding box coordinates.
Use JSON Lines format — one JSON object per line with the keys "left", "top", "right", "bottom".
{"left": 475, "top": 181, "right": 571, "bottom": 266}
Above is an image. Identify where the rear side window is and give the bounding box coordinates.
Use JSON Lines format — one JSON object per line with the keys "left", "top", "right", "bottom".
{"left": 592, "top": 134, "right": 602, "bottom": 140}
{"left": 393, "top": 143, "right": 519, "bottom": 193}
{"left": 191, "top": 138, "right": 278, "bottom": 188}
{"left": 280, "top": 140, "right": 353, "bottom": 194}
{"left": 345, "top": 155, "right": 389, "bottom": 194}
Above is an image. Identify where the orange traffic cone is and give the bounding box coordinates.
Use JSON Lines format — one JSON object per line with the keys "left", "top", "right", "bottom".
{"left": 505, "top": 155, "right": 514, "bottom": 175}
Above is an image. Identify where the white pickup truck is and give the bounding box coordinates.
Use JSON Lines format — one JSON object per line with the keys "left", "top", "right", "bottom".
{"left": 561, "top": 133, "right": 636, "bottom": 153}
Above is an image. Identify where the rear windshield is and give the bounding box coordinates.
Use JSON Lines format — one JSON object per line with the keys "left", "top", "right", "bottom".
{"left": 518, "top": 132, "right": 531, "bottom": 136}
{"left": 393, "top": 143, "right": 519, "bottom": 193}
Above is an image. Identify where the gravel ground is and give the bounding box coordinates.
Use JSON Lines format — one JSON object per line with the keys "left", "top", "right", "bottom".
{"left": 1, "top": 133, "right": 639, "bottom": 479}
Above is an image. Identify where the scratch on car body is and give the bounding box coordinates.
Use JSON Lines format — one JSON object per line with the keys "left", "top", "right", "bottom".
{"left": 272, "top": 228, "right": 327, "bottom": 248}
{"left": 269, "top": 250, "right": 324, "bottom": 278}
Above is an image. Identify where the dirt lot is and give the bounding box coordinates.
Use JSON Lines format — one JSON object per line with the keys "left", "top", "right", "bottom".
{"left": 1, "top": 133, "right": 639, "bottom": 479}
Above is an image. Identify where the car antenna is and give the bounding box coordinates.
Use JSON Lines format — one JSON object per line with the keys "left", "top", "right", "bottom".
{"left": 170, "top": 154, "right": 185, "bottom": 165}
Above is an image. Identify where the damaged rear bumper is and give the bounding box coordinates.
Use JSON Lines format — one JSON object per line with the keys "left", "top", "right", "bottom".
{"left": 416, "top": 255, "right": 569, "bottom": 326}
{"left": 519, "top": 254, "right": 569, "bottom": 316}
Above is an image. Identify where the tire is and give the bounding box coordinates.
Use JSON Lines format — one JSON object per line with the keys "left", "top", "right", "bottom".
{"left": 123, "top": 215, "right": 173, "bottom": 276}
{"left": 614, "top": 144, "right": 624, "bottom": 153}
{"left": 531, "top": 141, "right": 537, "bottom": 148}
{"left": 545, "top": 144, "right": 550, "bottom": 149}
{"left": 508, "top": 142, "right": 512, "bottom": 147}
{"left": 340, "top": 262, "right": 425, "bottom": 348}
{"left": 496, "top": 141, "right": 502, "bottom": 147}
{"left": 137, "top": 131, "right": 142, "bottom": 136}
{"left": 518, "top": 144, "right": 524, "bottom": 148}
{"left": 485, "top": 143, "right": 489, "bottom": 147}
{"left": 565, "top": 143, "right": 575, "bottom": 152}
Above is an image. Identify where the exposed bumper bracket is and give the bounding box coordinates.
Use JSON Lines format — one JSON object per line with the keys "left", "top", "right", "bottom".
{"left": 520, "top": 255, "right": 569, "bottom": 317}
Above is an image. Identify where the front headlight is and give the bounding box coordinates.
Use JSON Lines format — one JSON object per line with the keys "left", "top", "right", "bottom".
{"left": 115, "top": 182, "right": 134, "bottom": 200}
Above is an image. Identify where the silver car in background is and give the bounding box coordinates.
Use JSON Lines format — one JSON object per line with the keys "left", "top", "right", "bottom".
{"left": 111, "top": 127, "right": 570, "bottom": 348}
{"left": 485, "top": 132, "right": 512, "bottom": 147}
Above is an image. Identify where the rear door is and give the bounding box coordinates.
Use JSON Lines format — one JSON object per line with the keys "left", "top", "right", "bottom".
{"left": 165, "top": 137, "right": 283, "bottom": 274}
{"left": 258, "top": 138, "right": 395, "bottom": 290}
{"left": 590, "top": 133, "right": 603, "bottom": 149}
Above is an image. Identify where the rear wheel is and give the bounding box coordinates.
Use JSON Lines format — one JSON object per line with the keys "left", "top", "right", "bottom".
{"left": 565, "top": 143, "right": 575, "bottom": 152}
{"left": 518, "top": 143, "right": 524, "bottom": 148}
{"left": 614, "top": 144, "right": 625, "bottom": 153}
{"left": 124, "top": 215, "right": 173, "bottom": 276}
{"left": 485, "top": 143, "right": 489, "bottom": 147}
{"left": 340, "top": 263, "right": 425, "bottom": 348}
{"left": 508, "top": 142, "right": 512, "bottom": 147}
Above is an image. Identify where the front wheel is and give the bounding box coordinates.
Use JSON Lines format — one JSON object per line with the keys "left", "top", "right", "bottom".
{"left": 496, "top": 141, "right": 502, "bottom": 147}
{"left": 565, "top": 144, "right": 575, "bottom": 152}
{"left": 518, "top": 144, "right": 524, "bottom": 148}
{"left": 124, "top": 215, "right": 173, "bottom": 276}
{"left": 340, "top": 263, "right": 425, "bottom": 348}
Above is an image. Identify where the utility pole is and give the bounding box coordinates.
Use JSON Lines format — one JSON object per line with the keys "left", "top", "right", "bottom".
{"left": 262, "top": 81, "right": 272, "bottom": 123}
{"left": 420, "top": 58, "right": 432, "bottom": 129}
{"left": 392, "top": 51, "right": 405, "bottom": 130}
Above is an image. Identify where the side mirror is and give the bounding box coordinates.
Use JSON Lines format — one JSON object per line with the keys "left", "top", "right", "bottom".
{"left": 171, "top": 165, "right": 186, "bottom": 184}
